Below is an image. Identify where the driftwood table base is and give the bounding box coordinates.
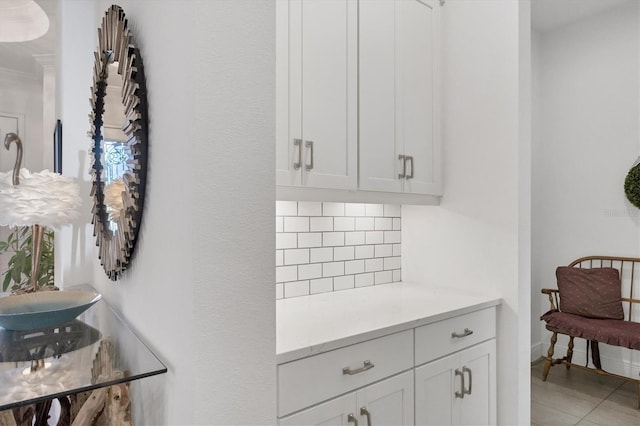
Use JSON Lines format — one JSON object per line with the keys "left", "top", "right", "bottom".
{"left": 0, "top": 339, "right": 131, "bottom": 426}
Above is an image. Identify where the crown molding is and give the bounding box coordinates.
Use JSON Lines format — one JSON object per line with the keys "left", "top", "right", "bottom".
{"left": 0, "top": 66, "right": 41, "bottom": 84}
{"left": 32, "top": 53, "right": 56, "bottom": 68}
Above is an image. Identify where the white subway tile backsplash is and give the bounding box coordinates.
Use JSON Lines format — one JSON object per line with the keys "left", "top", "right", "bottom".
{"left": 355, "top": 273, "right": 374, "bottom": 287}
{"left": 345, "top": 259, "right": 365, "bottom": 275}
{"left": 276, "top": 233, "right": 297, "bottom": 249}
{"left": 284, "top": 249, "right": 309, "bottom": 265}
{"left": 298, "top": 201, "right": 323, "bottom": 216}
{"left": 323, "top": 232, "right": 345, "bottom": 247}
{"left": 276, "top": 201, "right": 297, "bottom": 216}
{"left": 334, "top": 246, "right": 355, "bottom": 261}
{"left": 284, "top": 217, "right": 310, "bottom": 233}
{"left": 365, "top": 231, "right": 384, "bottom": 245}
{"left": 310, "top": 247, "right": 333, "bottom": 263}
{"left": 355, "top": 245, "right": 375, "bottom": 259}
{"left": 276, "top": 202, "right": 401, "bottom": 299}
{"left": 375, "top": 217, "right": 393, "bottom": 231}
{"left": 384, "top": 231, "right": 401, "bottom": 244}
{"left": 345, "top": 231, "right": 365, "bottom": 245}
{"left": 355, "top": 217, "right": 375, "bottom": 231}
{"left": 374, "top": 244, "right": 393, "bottom": 258}
{"left": 323, "top": 202, "right": 345, "bottom": 216}
{"left": 384, "top": 256, "right": 401, "bottom": 270}
{"left": 334, "top": 217, "right": 355, "bottom": 231}
{"left": 384, "top": 204, "right": 401, "bottom": 217}
{"left": 345, "top": 203, "right": 366, "bottom": 216}
{"left": 285, "top": 280, "right": 310, "bottom": 298}
{"left": 310, "top": 217, "right": 333, "bottom": 232}
{"left": 298, "top": 233, "right": 322, "bottom": 248}
{"left": 365, "top": 258, "right": 384, "bottom": 272}
{"left": 375, "top": 271, "right": 393, "bottom": 285}
{"left": 365, "top": 203, "right": 384, "bottom": 217}
{"left": 310, "top": 278, "right": 333, "bottom": 294}
{"left": 323, "top": 262, "right": 345, "bottom": 277}
{"left": 276, "top": 265, "right": 297, "bottom": 283}
{"left": 299, "top": 263, "right": 323, "bottom": 280}
{"left": 334, "top": 275, "right": 355, "bottom": 291}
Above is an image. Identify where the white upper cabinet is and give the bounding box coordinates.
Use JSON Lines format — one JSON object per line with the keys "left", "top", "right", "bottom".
{"left": 360, "top": 0, "right": 442, "bottom": 195}
{"left": 276, "top": 0, "right": 358, "bottom": 190}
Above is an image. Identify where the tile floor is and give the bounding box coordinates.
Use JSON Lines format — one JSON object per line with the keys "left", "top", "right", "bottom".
{"left": 531, "top": 359, "right": 640, "bottom": 425}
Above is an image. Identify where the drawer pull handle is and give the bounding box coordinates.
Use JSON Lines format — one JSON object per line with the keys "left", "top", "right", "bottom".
{"left": 343, "top": 360, "right": 375, "bottom": 375}
{"left": 463, "top": 366, "right": 472, "bottom": 395}
{"left": 360, "top": 407, "right": 372, "bottom": 426}
{"left": 293, "top": 139, "right": 302, "bottom": 170}
{"left": 455, "top": 368, "right": 465, "bottom": 398}
{"left": 348, "top": 413, "right": 358, "bottom": 426}
{"left": 451, "top": 328, "right": 474, "bottom": 339}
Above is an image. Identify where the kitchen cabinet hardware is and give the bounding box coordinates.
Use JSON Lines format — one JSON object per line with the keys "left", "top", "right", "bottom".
{"left": 455, "top": 368, "right": 465, "bottom": 399}
{"left": 360, "top": 407, "right": 372, "bottom": 426}
{"left": 398, "top": 155, "right": 406, "bottom": 179}
{"left": 406, "top": 156, "right": 414, "bottom": 179}
{"left": 348, "top": 413, "right": 359, "bottom": 426}
{"left": 463, "top": 366, "right": 472, "bottom": 396}
{"left": 451, "top": 328, "right": 474, "bottom": 339}
{"left": 293, "top": 139, "right": 302, "bottom": 170}
{"left": 305, "top": 140, "right": 314, "bottom": 171}
{"left": 343, "top": 360, "right": 375, "bottom": 375}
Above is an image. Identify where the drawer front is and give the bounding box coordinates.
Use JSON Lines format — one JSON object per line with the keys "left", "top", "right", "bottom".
{"left": 278, "top": 329, "right": 413, "bottom": 417}
{"left": 414, "top": 307, "right": 496, "bottom": 366}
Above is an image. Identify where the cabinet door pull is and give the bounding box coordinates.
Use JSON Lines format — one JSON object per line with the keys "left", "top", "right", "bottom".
{"left": 407, "top": 156, "right": 414, "bottom": 179}
{"left": 305, "top": 140, "right": 314, "bottom": 171}
{"left": 360, "top": 407, "right": 372, "bottom": 426}
{"left": 463, "top": 366, "right": 472, "bottom": 395}
{"left": 348, "top": 413, "right": 359, "bottom": 426}
{"left": 455, "top": 368, "right": 465, "bottom": 399}
{"left": 398, "top": 154, "right": 406, "bottom": 179}
{"left": 343, "top": 360, "right": 375, "bottom": 375}
{"left": 451, "top": 328, "right": 473, "bottom": 339}
{"left": 293, "top": 139, "right": 302, "bottom": 170}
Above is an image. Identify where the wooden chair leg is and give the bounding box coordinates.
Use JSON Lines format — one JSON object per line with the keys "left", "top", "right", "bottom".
{"left": 566, "top": 336, "right": 574, "bottom": 369}
{"left": 542, "top": 331, "right": 558, "bottom": 381}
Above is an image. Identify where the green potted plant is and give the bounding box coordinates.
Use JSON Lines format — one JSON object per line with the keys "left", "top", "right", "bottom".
{"left": 0, "top": 226, "right": 55, "bottom": 294}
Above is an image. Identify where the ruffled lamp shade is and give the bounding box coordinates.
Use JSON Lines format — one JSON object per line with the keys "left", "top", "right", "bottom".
{"left": 0, "top": 168, "right": 82, "bottom": 228}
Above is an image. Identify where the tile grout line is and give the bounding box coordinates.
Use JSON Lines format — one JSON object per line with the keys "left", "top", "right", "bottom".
{"left": 574, "top": 379, "right": 627, "bottom": 425}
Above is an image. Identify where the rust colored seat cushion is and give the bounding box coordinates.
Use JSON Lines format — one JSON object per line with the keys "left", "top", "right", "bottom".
{"left": 556, "top": 267, "right": 624, "bottom": 320}
{"left": 541, "top": 311, "right": 640, "bottom": 350}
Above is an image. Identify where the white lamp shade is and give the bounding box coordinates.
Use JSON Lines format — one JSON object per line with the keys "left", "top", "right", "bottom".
{"left": 0, "top": 0, "right": 49, "bottom": 42}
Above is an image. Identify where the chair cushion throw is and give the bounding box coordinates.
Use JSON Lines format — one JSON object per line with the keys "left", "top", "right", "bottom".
{"left": 556, "top": 266, "right": 624, "bottom": 320}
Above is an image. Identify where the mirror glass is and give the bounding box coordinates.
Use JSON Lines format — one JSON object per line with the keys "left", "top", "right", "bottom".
{"left": 89, "top": 5, "right": 148, "bottom": 281}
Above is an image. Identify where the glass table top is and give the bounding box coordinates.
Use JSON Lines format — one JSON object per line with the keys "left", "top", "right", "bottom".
{"left": 0, "top": 286, "right": 167, "bottom": 410}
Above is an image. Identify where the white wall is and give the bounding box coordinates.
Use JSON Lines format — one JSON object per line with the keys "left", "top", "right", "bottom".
{"left": 532, "top": 0, "right": 639, "bottom": 367}
{"left": 403, "top": 1, "right": 530, "bottom": 424}
{"left": 58, "top": 0, "right": 276, "bottom": 424}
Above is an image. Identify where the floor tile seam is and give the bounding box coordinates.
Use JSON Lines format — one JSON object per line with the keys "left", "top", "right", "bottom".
{"left": 575, "top": 384, "right": 621, "bottom": 425}
{"left": 531, "top": 397, "right": 593, "bottom": 422}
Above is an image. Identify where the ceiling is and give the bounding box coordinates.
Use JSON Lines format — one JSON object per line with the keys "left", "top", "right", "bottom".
{"left": 532, "top": 0, "right": 631, "bottom": 32}
{"left": 0, "top": 0, "right": 58, "bottom": 77}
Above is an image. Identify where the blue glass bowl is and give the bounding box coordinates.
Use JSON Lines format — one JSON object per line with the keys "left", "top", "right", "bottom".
{"left": 0, "top": 290, "right": 102, "bottom": 331}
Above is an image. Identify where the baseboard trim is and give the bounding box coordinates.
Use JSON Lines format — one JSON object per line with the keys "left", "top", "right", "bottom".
{"left": 531, "top": 342, "right": 543, "bottom": 363}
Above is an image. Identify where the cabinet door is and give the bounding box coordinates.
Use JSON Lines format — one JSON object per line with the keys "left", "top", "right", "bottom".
{"left": 277, "top": 0, "right": 357, "bottom": 190}
{"left": 459, "top": 340, "right": 496, "bottom": 426}
{"left": 397, "top": 0, "right": 442, "bottom": 195}
{"left": 359, "top": 0, "right": 403, "bottom": 193}
{"left": 415, "top": 353, "right": 461, "bottom": 426}
{"left": 357, "top": 371, "right": 414, "bottom": 426}
{"left": 279, "top": 392, "right": 356, "bottom": 426}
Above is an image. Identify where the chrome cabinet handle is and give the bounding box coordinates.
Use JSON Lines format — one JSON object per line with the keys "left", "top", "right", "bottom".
{"left": 360, "top": 407, "right": 371, "bottom": 426}
{"left": 451, "top": 328, "right": 474, "bottom": 339}
{"left": 348, "top": 413, "right": 358, "bottom": 426}
{"left": 343, "top": 360, "right": 375, "bottom": 375}
{"left": 398, "top": 154, "right": 406, "bottom": 179}
{"left": 406, "top": 156, "right": 414, "bottom": 179}
{"left": 305, "top": 140, "right": 314, "bottom": 171}
{"left": 463, "top": 366, "right": 472, "bottom": 395}
{"left": 293, "top": 139, "right": 302, "bottom": 170}
{"left": 455, "top": 368, "right": 465, "bottom": 398}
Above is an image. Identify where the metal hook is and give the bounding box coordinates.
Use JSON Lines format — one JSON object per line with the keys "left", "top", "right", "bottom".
{"left": 4, "top": 133, "right": 23, "bottom": 185}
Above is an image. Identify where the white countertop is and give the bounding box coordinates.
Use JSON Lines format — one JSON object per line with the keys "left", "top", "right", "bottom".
{"left": 276, "top": 282, "right": 501, "bottom": 364}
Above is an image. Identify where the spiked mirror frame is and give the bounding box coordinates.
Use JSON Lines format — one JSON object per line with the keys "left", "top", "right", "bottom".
{"left": 89, "top": 5, "right": 148, "bottom": 281}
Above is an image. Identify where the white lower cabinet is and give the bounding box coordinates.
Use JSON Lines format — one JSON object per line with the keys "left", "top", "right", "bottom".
{"left": 415, "top": 340, "right": 496, "bottom": 426}
{"left": 280, "top": 371, "right": 414, "bottom": 426}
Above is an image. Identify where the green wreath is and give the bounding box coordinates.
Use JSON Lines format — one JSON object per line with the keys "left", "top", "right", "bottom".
{"left": 625, "top": 162, "right": 640, "bottom": 208}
